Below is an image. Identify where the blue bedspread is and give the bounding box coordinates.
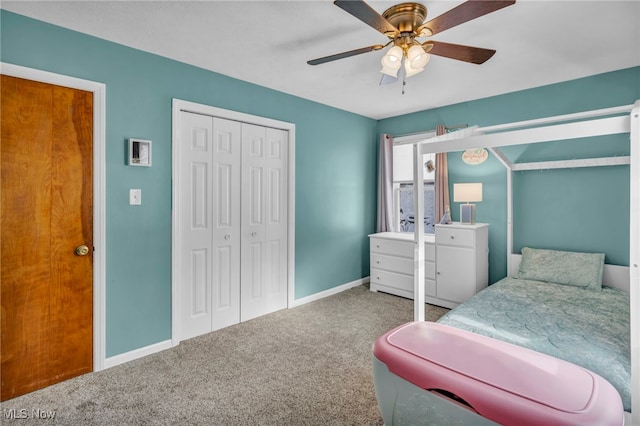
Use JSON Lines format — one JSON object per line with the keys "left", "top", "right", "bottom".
{"left": 437, "top": 277, "right": 631, "bottom": 411}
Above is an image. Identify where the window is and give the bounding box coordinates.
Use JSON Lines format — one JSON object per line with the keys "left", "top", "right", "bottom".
{"left": 392, "top": 139, "right": 436, "bottom": 234}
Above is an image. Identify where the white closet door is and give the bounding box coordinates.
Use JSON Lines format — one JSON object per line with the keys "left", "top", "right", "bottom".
{"left": 178, "top": 111, "right": 288, "bottom": 340}
{"left": 240, "top": 124, "right": 288, "bottom": 321}
{"left": 178, "top": 112, "right": 215, "bottom": 340}
{"left": 211, "top": 117, "right": 241, "bottom": 330}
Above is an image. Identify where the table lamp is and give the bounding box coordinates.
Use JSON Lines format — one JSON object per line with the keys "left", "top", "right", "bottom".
{"left": 453, "top": 183, "right": 482, "bottom": 224}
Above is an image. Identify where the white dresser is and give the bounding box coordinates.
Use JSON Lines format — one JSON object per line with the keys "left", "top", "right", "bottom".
{"left": 369, "top": 223, "right": 489, "bottom": 309}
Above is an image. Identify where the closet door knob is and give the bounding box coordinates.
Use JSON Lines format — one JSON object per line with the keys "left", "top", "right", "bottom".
{"left": 224, "top": 234, "right": 230, "bottom": 240}
{"left": 252, "top": 232, "right": 257, "bottom": 237}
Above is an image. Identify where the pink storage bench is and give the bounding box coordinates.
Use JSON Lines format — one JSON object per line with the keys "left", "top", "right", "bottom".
{"left": 373, "top": 322, "right": 623, "bottom": 425}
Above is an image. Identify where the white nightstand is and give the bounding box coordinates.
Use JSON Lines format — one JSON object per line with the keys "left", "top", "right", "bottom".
{"left": 433, "top": 223, "right": 489, "bottom": 307}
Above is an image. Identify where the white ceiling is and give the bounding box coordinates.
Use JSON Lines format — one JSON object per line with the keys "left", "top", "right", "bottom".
{"left": 3, "top": 1, "right": 639, "bottom": 119}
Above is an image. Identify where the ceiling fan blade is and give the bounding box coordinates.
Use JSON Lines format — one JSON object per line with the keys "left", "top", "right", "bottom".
{"left": 307, "top": 44, "right": 384, "bottom": 65}
{"left": 425, "top": 41, "right": 496, "bottom": 64}
{"left": 334, "top": 0, "right": 399, "bottom": 37}
{"left": 421, "top": 1, "right": 515, "bottom": 36}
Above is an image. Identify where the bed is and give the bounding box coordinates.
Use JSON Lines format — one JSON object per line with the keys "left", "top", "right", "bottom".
{"left": 437, "top": 247, "right": 631, "bottom": 411}
{"left": 406, "top": 101, "right": 639, "bottom": 422}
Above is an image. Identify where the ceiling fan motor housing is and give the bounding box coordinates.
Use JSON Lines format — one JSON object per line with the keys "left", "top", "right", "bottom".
{"left": 382, "top": 2, "right": 427, "bottom": 34}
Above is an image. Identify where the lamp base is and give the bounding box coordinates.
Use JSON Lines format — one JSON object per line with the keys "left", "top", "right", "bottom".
{"left": 460, "top": 204, "right": 476, "bottom": 224}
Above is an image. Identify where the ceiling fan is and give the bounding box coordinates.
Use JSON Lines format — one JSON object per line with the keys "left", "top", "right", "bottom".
{"left": 308, "top": 1, "right": 515, "bottom": 81}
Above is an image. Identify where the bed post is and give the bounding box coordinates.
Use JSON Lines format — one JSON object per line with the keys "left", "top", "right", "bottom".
{"left": 630, "top": 100, "right": 640, "bottom": 426}
{"left": 413, "top": 143, "right": 425, "bottom": 322}
{"left": 488, "top": 148, "right": 514, "bottom": 276}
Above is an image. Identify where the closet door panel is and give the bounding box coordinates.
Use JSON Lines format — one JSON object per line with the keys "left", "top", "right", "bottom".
{"left": 178, "top": 111, "right": 289, "bottom": 340}
{"left": 241, "top": 125, "right": 288, "bottom": 321}
{"left": 211, "top": 117, "right": 241, "bottom": 331}
{"left": 265, "top": 128, "right": 288, "bottom": 309}
{"left": 178, "top": 112, "right": 214, "bottom": 340}
{"left": 241, "top": 124, "right": 267, "bottom": 321}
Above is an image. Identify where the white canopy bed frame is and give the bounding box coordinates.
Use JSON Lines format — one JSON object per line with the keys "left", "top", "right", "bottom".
{"left": 410, "top": 100, "right": 639, "bottom": 424}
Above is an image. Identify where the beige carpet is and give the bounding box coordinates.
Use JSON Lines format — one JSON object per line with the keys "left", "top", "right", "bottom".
{"left": 2, "top": 285, "right": 448, "bottom": 425}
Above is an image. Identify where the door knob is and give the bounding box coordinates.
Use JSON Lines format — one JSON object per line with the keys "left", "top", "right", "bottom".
{"left": 75, "top": 245, "right": 90, "bottom": 256}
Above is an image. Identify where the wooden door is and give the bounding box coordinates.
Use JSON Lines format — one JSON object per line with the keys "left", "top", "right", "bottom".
{"left": 1, "top": 75, "right": 94, "bottom": 400}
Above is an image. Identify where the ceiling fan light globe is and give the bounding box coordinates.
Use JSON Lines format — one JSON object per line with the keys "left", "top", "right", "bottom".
{"left": 382, "top": 45, "right": 403, "bottom": 66}
{"left": 381, "top": 54, "right": 402, "bottom": 72}
{"left": 407, "top": 45, "right": 430, "bottom": 69}
{"left": 380, "top": 65, "right": 400, "bottom": 78}
{"left": 404, "top": 60, "right": 424, "bottom": 78}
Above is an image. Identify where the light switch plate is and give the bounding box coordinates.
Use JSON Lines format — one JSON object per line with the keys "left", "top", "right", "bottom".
{"left": 129, "top": 189, "right": 142, "bottom": 205}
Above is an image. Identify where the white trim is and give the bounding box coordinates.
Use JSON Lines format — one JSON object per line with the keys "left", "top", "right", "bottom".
{"left": 418, "top": 116, "right": 630, "bottom": 156}
{"left": 511, "top": 156, "right": 630, "bottom": 171}
{"left": 0, "top": 62, "right": 107, "bottom": 371}
{"left": 488, "top": 147, "right": 514, "bottom": 274}
{"left": 412, "top": 143, "right": 425, "bottom": 322}
{"left": 103, "top": 340, "right": 173, "bottom": 370}
{"left": 629, "top": 100, "right": 640, "bottom": 425}
{"left": 481, "top": 104, "right": 633, "bottom": 134}
{"left": 171, "top": 98, "right": 295, "bottom": 346}
{"left": 393, "top": 131, "right": 436, "bottom": 145}
{"left": 289, "top": 277, "right": 370, "bottom": 308}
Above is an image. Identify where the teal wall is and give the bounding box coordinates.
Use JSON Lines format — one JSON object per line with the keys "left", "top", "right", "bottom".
{"left": 3, "top": 9, "right": 639, "bottom": 358}
{"left": 1, "top": 11, "right": 378, "bottom": 357}
{"left": 378, "top": 67, "right": 640, "bottom": 284}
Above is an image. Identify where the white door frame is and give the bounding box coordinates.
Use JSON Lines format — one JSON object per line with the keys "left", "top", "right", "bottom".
{"left": 1, "top": 62, "right": 107, "bottom": 371}
{"left": 171, "top": 98, "right": 295, "bottom": 345}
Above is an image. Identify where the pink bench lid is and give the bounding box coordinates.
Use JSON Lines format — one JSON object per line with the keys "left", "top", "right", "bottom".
{"left": 379, "top": 322, "right": 597, "bottom": 412}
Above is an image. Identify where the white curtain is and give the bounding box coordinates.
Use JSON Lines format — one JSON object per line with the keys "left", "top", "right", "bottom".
{"left": 435, "top": 125, "right": 450, "bottom": 223}
{"left": 376, "top": 134, "right": 394, "bottom": 232}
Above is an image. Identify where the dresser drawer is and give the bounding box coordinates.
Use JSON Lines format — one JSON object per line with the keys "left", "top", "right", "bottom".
{"left": 425, "top": 260, "right": 435, "bottom": 280}
{"left": 371, "top": 253, "right": 436, "bottom": 277}
{"left": 425, "top": 242, "right": 435, "bottom": 261}
{"left": 436, "top": 227, "right": 474, "bottom": 248}
{"left": 370, "top": 237, "right": 413, "bottom": 257}
{"left": 371, "top": 253, "right": 413, "bottom": 274}
{"left": 370, "top": 268, "right": 413, "bottom": 293}
{"left": 425, "top": 278, "right": 436, "bottom": 297}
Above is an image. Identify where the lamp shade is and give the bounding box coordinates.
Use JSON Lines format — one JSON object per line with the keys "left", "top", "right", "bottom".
{"left": 380, "top": 46, "right": 403, "bottom": 77}
{"left": 404, "top": 59, "right": 424, "bottom": 78}
{"left": 407, "top": 45, "right": 430, "bottom": 69}
{"left": 453, "top": 183, "right": 483, "bottom": 203}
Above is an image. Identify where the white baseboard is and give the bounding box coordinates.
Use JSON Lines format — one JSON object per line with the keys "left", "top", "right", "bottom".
{"left": 103, "top": 278, "right": 370, "bottom": 368}
{"left": 103, "top": 339, "right": 173, "bottom": 369}
{"left": 289, "top": 276, "right": 370, "bottom": 308}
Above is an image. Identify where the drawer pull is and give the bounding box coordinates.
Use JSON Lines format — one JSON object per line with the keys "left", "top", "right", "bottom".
{"left": 450, "top": 235, "right": 455, "bottom": 239}
{"left": 376, "top": 260, "right": 380, "bottom": 264}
